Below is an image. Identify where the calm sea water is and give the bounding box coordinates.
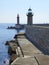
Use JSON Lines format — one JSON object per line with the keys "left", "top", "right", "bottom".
{"left": 0, "top": 23, "right": 24, "bottom": 65}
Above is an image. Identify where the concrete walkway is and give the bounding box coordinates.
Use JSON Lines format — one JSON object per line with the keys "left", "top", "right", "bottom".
{"left": 11, "top": 33, "right": 49, "bottom": 65}
{"left": 17, "top": 38, "right": 42, "bottom": 56}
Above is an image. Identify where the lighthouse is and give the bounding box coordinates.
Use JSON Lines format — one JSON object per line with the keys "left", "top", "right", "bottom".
{"left": 27, "top": 8, "right": 33, "bottom": 25}
{"left": 17, "top": 14, "right": 19, "bottom": 25}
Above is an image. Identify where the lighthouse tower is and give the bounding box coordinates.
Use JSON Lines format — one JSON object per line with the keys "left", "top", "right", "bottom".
{"left": 27, "top": 8, "right": 33, "bottom": 25}
{"left": 17, "top": 14, "right": 19, "bottom": 25}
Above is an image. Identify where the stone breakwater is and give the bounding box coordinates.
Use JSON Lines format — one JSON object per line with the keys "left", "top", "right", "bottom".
{"left": 5, "top": 31, "right": 49, "bottom": 65}
{"left": 26, "top": 26, "right": 49, "bottom": 55}
{"left": 5, "top": 33, "right": 25, "bottom": 64}
{"left": 5, "top": 40, "right": 19, "bottom": 63}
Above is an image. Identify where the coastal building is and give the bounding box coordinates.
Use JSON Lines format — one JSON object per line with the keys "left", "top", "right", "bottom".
{"left": 27, "top": 8, "right": 33, "bottom": 25}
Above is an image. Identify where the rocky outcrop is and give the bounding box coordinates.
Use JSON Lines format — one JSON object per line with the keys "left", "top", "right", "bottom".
{"left": 5, "top": 33, "right": 25, "bottom": 64}
{"left": 9, "top": 54, "right": 17, "bottom": 64}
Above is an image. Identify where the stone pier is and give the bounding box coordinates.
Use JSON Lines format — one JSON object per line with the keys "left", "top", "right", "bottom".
{"left": 10, "top": 32, "right": 49, "bottom": 65}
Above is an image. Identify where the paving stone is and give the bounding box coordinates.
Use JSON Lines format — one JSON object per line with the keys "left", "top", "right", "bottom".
{"left": 11, "top": 57, "right": 38, "bottom": 65}
{"left": 17, "top": 38, "right": 42, "bottom": 56}
{"left": 35, "top": 54, "right": 49, "bottom": 65}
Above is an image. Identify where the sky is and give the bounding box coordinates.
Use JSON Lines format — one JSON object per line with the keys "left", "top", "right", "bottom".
{"left": 0, "top": 0, "right": 49, "bottom": 24}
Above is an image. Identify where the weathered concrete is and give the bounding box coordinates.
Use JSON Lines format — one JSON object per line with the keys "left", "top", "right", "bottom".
{"left": 11, "top": 57, "right": 38, "bottom": 65}
{"left": 34, "top": 54, "right": 49, "bottom": 65}
{"left": 14, "top": 32, "right": 25, "bottom": 39}
{"left": 8, "top": 42, "right": 17, "bottom": 55}
{"left": 7, "top": 41, "right": 22, "bottom": 64}
{"left": 11, "top": 55, "right": 49, "bottom": 65}
{"left": 17, "top": 38, "right": 42, "bottom": 56}
{"left": 11, "top": 34, "right": 41, "bottom": 65}
{"left": 7, "top": 39, "right": 24, "bottom": 64}
{"left": 10, "top": 54, "right": 17, "bottom": 64}
{"left": 25, "top": 26, "right": 49, "bottom": 54}
{"left": 10, "top": 32, "right": 49, "bottom": 65}
{"left": 5, "top": 40, "right": 17, "bottom": 45}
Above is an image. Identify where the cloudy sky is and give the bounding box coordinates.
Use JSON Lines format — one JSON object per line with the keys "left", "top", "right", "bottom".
{"left": 0, "top": 0, "right": 49, "bottom": 24}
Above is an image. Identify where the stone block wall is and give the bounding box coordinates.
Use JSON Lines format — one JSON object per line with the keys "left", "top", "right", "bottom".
{"left": 25, "top": 26, "right": 49, "bottom": 54}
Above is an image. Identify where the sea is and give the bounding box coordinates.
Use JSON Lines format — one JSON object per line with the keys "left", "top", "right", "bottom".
{"left": 0, "top": 23, "right": 24, "bottom": 65}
